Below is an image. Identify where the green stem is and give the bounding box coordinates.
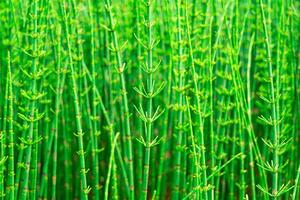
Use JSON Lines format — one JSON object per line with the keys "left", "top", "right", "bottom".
{"left": 259, "top": 1, "right": 280, "bottom": 198}
{"left": 104, "top": 1, "right": 135, "bottom": 199}
{"left": 6, "top": 51, "right": 14, "bottom": 200}
{"left": 61, "top": 1, "right": 89, "bottom": 199}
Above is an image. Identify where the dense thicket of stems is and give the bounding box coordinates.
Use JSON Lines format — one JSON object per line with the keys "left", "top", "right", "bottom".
{"left": 0, "top": 0, "right": 298, "bottom": 199}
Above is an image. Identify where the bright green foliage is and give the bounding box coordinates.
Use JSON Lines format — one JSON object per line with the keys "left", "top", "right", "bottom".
{"left": 0, "top": 0, "right": 299, "bottom": 200}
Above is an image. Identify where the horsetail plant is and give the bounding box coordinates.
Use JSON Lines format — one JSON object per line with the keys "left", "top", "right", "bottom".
{"left": 17, "top": 0, "right": 44, "bottom": 199}
{"left": 171, "top": 1, "right": 186, "bottom": 199}
{"left": 133, "top": 1, "right": 165, "bottom": 199}
{"left": 61, "top": 1, "right": 90, "bottom": 199}
{"left": 0, "top": 0, "right": 299, "bottom": 200}
{"left": 103, "top": 1, "right": 135, "bottom": 198}
{"left": 4, "top": 52, "right": 13, "bottom": 200}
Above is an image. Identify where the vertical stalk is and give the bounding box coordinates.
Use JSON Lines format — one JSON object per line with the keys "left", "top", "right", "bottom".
{"left": 104, "top": 1, "right": 135, "bottom": 199}
{"left": 104, "top": 132, "right": 119, "bottom": 200}
{"left": 18, "top": 0, "right": 39, "bottom": 198}
{"left": 6, "top": 51, "right": 14, "bottom": 200}
{"left": 141, "top": 1, "right": 154, "bottom": 199}
{"left": 185, "top": 1, "right": 208, "bottom": 198}
{"left": 247, "top": 34, "right": 256, "bottom": 200}
{"left": 0, "top": 58, "right": 8, "bottom": 199}
{"left": 259, "top": 0, "right": 279, "bottom": 198}
{"left": 61, "top": 1, "right": 89, "bottom": 199}
{"left": 172, "top": 0, "right": 184, "bottom": 199}
{"left": 134, "top": 0, "right": 143, "bottom": 196}
{"left": 29, "top": 111, "right": 38, "bottom": 200}
{"left": 88, "top": 1, "right": 101, "bottom": 198}
{"left": 208, "top": 17, "right": 215, "bottom": 198}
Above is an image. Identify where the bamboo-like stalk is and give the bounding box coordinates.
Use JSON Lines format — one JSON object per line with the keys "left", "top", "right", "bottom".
{"left": 0, "top": 58, "right": 8, "bottom": 199}
{"left": 133, "top": 0, "right": 143, "bottom": 196}
{"left": 87, "top": 1, "right": 101, "bottom": 198}
{"left": 171, "top": 0, "right": 184, "bottom": 199}
{"left": 134, "top": 0, "right": 165, "bottom": 199}
{"left": 103, "top": 1, "right": 135, "bottom": 199}
{"left": 208, "top": 16, "right": 215, "bottom": 198}
{"left": 185, "top": 1, "right": 208, "bottom": 198}
{"left": 61, "top": 1, "right": 89, "bottom": 199}
{"left": 156, "top": 1, "right": 173, "bottom": 198}
{"left": 141, "top": 0, "right": 153, "bottom": 194}
{"left": 6, "top": 51, "right": 14, "bottom": 200}
{"left": 29, "top": 111, "right": 38, "bottom": 200}
{"left": 50, "top": 25, "right": 63, "bottom": 200}
{"left": 18, "top": 0, "right": 40, "bottom": 199}
{"left": 38, "top": 19, "right": 64, "bottom": 200}
{"left": 104, "top": 132, "right": 119, "bottom": 200}
{"left": 292, "top": 164, "right": 300, "bottom": 200}
{"left": 259, "top": 0, "right": 280, "bottom": 198}
{"left": 186, "top": 96, "right": 200, "bottom": 199}
{"left": 247, "top": 34, "right": 256, "bottom": 200}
